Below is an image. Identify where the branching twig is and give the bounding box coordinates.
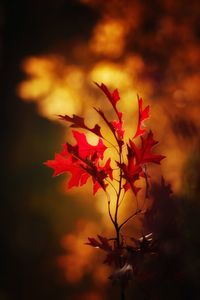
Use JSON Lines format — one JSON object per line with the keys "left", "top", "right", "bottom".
{"left": 119, "top": 209, "right": 145, "bottom": 230}
{"left": 105, "top": 190, "right": 115, "bottom": 226}
{"left": 105, "top": 178, "right": 118, "bottom": 196}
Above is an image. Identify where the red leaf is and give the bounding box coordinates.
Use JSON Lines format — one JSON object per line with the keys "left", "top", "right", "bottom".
{"left": 118, "top": 131, "right": 165, "bottom": 194}
{"left": 95, "top": 82, "right": 122, "bottom": 121}
{"left": 44, "top": 153, "right": 71, "bottom": 177}
{"left": 117, "top": 159, "right": 141, "bottom": 195}
{"left": 44, "top": 133, "right": 112, "bottom": 194}
{"left": 111, "top": 120, "right": 125, "bottom": 139}
{"left": 95, "top": 82, "right": 120, "bottom": 106}
{"left": 72, "top": 130, "right": 106, "bottom": 160}
{"left": 94, "top": 108, "right": 124, "bottom": 147}
{"left": 75, "top": 161, "right": 110, "bottom": 195}
{"left": 116, "top": 142, "right": 143, "bottom": 194}
{"left": 130, "top": 131, "right": 165, "bottom": 165}
{"left": 89, "top": 159, "right": 113, "bottom": 194}
{"left": 59, "top": 114, "right": 102, "bottom": 137}
{"left": 102, "top": 158, "right": 113, "bottom": 180}
{"left": 123, "top": 181, "right": 141, "bottom": 195}
{"left": 94, "top": 108, "right": 114, "bottom": 133}
{"left": 92, "top": 181, "right": 102, "bottom": 195}
{"left": 133, "top": 96, "right": 150, "bottom": 138}
{"left": 44, "top": 145, "right": 90, "bottom": 189}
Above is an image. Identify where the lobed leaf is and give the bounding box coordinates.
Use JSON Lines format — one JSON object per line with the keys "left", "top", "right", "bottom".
{"left": 133, "top": 96, "right": 150, "bottom": 138}
{"left": 59, "top": 114, "right": 102, "bottom": 137}
{"left": 44, "top": 132, "right": 113, "bottom": 195}
{"left": 95, "top": 82, "right": 122, "bottom": 122}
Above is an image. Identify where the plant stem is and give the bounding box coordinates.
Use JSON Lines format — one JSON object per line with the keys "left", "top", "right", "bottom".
{"left": 119, "top": 209, "right": 142, "bottom": 230}
{"left": 113, "top": 143, "right": 126, "bottom": 300}
{"left": 114, "top": 146, "right": 123, "bottom": 225}
{"left": 120, "top": 285, "right": 125, "bottom": 300}
{"left": 105, "top": 191, "right": 115, "bottom": 226}
{"left": 115, "top": 227, "right": 126, "bottom": 300}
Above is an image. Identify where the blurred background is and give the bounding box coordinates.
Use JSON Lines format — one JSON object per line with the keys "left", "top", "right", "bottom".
{"left": 1, "top": 0, "right": 200, "bottom": 299}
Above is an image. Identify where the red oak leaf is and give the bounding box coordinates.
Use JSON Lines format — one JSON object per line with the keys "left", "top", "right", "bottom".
{"left": 129, "top": 131, "right": 165, "bottom": 165}
{"left": 44, "top": 149, "right": 90, "bottom": 189}
{"left": 95, "top": 82, "right": 122, "bottom": 121}
{"left": 102, "top": 158, "right": 113, "bottom": 180}
{"left": 72, "top": 130, "right": 107, "bottom": 160}
{"left": 123, "top": 181, "right": 141, "bottom": 195}
{"left": 118, "top": 132, "right": 165, "bottom": 194}
{"left": 94, "top": 108, "right": 114, "bottom": 133}
{"left": 44, "top": 153, "right": 72, "bottom": 177}
{"left": 94, "top": 108, "right": 124, "bottom": 147}
{"left": 92, "top": 180, "right": 102, "bottom": 195}
{"left": 117, "top": 147, "right": 142, "bottom": 195}
{"left": 133, "top": 96, "right": 150, "bottom": 138}
{"left": 58, "top": 114, "right": 102, "bottom": 137}
{"left": 111, "top": 120, "right": 125, "bottom": 139}
{"left": 45, "top": 133, "right": 112, "bottom": 195}
{"left": 83, "top": 166, "right": 107, "bottom": 194}
{"left": 89, "top": 158, "right": 113, "bottom": 194}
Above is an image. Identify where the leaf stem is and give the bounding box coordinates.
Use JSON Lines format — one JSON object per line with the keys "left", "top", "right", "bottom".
{"left": 118, "top": 189, "right": 126, "bottom": 207}
{"left": 105, "top": 179, "right": 118, "bottom": 196}
{"left": 102, "top": 137, "right": 119, "bottom": 153}
{"left": 105, "top": 190, "right": 115, "bottom": 226}
{"left": 119, "top": 209, "right": 145, "bottom": 230}
{"left": 114, "top": 151, "right": 123, "bottom": 226}
{"left": 120, "top": 286, "right": 125, "bottom": 300}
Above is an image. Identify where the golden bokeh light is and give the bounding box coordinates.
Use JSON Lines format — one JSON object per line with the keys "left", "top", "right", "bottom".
{"left": 89, "top": 18, "right": 127, "bottom": 58}
{"left": 58, "top": 219, "right": 109, "bottom": 284}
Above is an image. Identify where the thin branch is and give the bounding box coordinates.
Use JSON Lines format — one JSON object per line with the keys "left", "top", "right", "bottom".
{"left": 114, "top": 152, "right": 123, "bottom": 225}
{"left": 118, "top": 189, "right": 126, "bottom": 207}
{"left": 113, "top": 178, "right": 120, "bottom": 182}
{"left": 94, "top": 107, "right": 121, "bottom": 151}
{"left": 119, "top": 209, "right": 145, "bottom": 230}
{"left": 102, "top": 137, "right": 119, "bottom": 153}
{"left": 105, "top": 190, "right": 115, "bottom": 225}
{"left": 105, "top": 178, "right": 118, "bottom": 196}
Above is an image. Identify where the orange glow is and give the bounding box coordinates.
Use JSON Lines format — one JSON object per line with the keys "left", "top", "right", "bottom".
{"left": 17, "top": 56, "right": 86, "bottom": 120}
{"left": 17, "top": 0, "right": 200, "bottom": 287}
{"left": 79, "top": 291, "right": 103, "bottom": 300}
{"left": 90, "top": 19, "right": 127, "bottom": 58}
{"left": 58, "top": 220, "right": 107, "bottom": 283}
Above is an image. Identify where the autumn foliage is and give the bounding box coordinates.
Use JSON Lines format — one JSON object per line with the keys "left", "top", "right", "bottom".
{"left": 45, "top": 83, "right": 165, "bottom": 296}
